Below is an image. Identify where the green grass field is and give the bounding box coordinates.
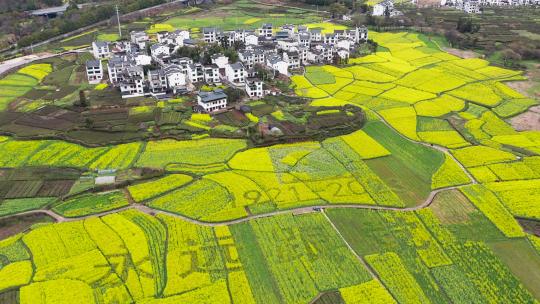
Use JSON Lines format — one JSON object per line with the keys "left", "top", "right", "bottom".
{"left": 363, "top": 121, "right": 445, "bottom": 206}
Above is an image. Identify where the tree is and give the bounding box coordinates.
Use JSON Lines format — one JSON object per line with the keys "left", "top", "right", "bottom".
{"left": 329, "top": 2, "right": 348, "bottom": 18}
{"left": 254, "top": 64, "right": 271, "bottom": 81}
{"left": 457, "top": 17, "right": 479, "bottom": 34}
{"left": 444, "top": 29, "right": 461, "bottom": 47}
{"left": 501, "top": 49, "right": 521, "bottom": 67}
{"left": 351, "top": 14, "right": 365, "bottom": 26}
{"left": 77, "top": 90, "right": 88, "bottom": 107}
{"left": 224, "top": 87, "right": 245, "bottom": 104}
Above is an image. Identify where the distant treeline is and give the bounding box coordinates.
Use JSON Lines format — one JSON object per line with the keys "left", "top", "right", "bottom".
{"left": 1, "top": 0, "right": 168, "bottom": 49}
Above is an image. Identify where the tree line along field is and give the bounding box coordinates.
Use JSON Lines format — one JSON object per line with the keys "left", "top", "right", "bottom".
{"left": 0, "top": 24, "right": 540, "bottom": 303}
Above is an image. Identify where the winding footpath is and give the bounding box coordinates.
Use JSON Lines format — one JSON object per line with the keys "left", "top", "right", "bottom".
{"left": 0, "top": 184, "right": 467, "bottom": 226}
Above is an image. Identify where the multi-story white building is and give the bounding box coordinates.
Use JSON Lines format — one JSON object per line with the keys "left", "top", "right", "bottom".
{"left": 324, "top": 33, "right": 338, "bottom": 46}
{"left": 197, "top": 89, "right": 227, "bottom": 112}
{"left": 225, "top": 62, "right": 247, "bottom": 85}
{"left": 238, "top": 49, "right": 265, "bottom": 69}
{"left": 187, "top": 63, "right": 205, "bottom": 83}
{"left": 150, "top": 44, "right": 170, "bottom": 59}
{"left": 309, "top": 29, "right": 323, "bottom": 42}
{"left": 373, "top": 0, "right": 394, "bottom": 16}
{"left": 157, "top": 29, "right": 190, "bottom": 46}
{"left": 211, "top": 54, "right": 229, "bottom": 69}
{"left": 119, "top": 66, "right": 145, "bottom": 98}
{"left": 204, "top": 65, "right": 221, "bottom": 83}
{"left": 202, "top": 27, "right": 221, "bottom": 44}
{"left": 266, "top": 55, "right": 289, "bottom": 76}
{"left": 92, "top": 41, "right": 110, "bottom": 59}
{"left": 107, "top": 56, "right": 133, "bottom": 84}
{"left": 86, "top": 60, "right": 103, "bottom": 84}
{"left": 147, "top": 69, "right": 168, "bottom": 96}
{"left": 463, "top": 0, "right": 481, "bottom": 13}
{"left": 283, "top": 51, "right": 300, "bottom": 69}
{"left": 245, "top": 33, "right": 259, "bottom": 46}
{"left": 130, "top": 31, "right": 149, "bottom": 49}
{"left": 245, "top": 78, "right": 264, "bottom": 98}
{"left": 258, "top": 23, "right": 273, "bottom": 38}
{"left": 131, "top": 53, "right": 152, "bottom": 66}
{"left": 163, "top": 64, "right": 186, "bottom": 92}
{"left": 111, "top": 41, "right": 135, "bottom": 54}
{"left": 297, "top": 32, "right": 311, "bottom": 47}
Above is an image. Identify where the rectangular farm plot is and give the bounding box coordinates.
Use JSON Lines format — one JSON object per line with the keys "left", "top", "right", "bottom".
{"left": 339, "top": 130, "right": 391, "bottom": 159}
{"left": 362, "top": 121, "right": 445, "bottom": 206}
{"left": 379, "top": 86, "right": 436, "bottom": 104}
{"left": 0, "top": 197, "right": 55, "bottom": 216}
{"left": 233, "top": 213, "right": 372, "bottom": 304}
{"left": 136, "top": 138, "right": 247, "bottom": 168}
{"left": 451, "top": 145, "right": 517, "bottom": 167}
{"left": 52, "top": 190, "right": 129, "bottom": 218}
{"left": 305, "top": 66, "right": 336, "bottom": 85}
{"left": 128, "top": 174, "right": 193, "bottom": 202}
{"left": 377, "top": 106, "right": 419, "bottom": 140}
{"left": 365, "top": 252, "right": 431, "bottom": 304}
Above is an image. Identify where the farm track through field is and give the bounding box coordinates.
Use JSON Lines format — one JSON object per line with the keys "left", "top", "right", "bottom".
{"left": 0, "top": 184, "right": 469, "bottom": 226}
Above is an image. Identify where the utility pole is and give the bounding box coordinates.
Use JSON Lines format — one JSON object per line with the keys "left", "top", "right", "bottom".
{"left": 116, "top": 5, "right": 122, "bottom": 39}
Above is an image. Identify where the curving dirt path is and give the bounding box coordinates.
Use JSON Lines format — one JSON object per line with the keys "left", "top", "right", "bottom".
{"left": 0, "top": 184, "right": 466, "bottom": 227}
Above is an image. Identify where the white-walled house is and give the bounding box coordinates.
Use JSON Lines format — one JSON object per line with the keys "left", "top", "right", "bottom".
{"left": 245, "top": 34, "right": 259, "bottom": 46}
{"left": 147, "top": 69, "right": 168, "bottom": 95}
{"left": 130, "top": 31, "right": 149, "bottom": 49}
{"left": 225, "top": 62, "right": 247, "bottom": 85}
{"left": 373, "top": 0, "right": 394, "bottom": 16}
{"left": 238, "top": 49, "right": 265, "bottom": 69}
{"left": 266, "top": 55, "right": 289, "bottom": 76}
{"left": 204, "top": 65, "right": 221, "bottom": 83}
{"left": 202, "top": 27, "right": 221, "bottom": 44}
{"left": 86, "top": 60, "right": 103, "bottom": 84}
{"left": 309, "top": 29, "right": 323, "bottom": 42}
{"left": 92, "top": 41, "right": 110, "bottom": 59}
{"left": 197, "top": 89, "right": 227, "bottom": 112}
{"left": 336, "top": 39, "right": 353, "bottom": 51}
{"left": 245, "top": 78, "right": 264, "bottom": 98}
{"left": 283, "top": 51, "right": 300, "bottom": 69}
{"left": 119, "top": 66, "right": 145, "bottom": 98}
{"left": 336, "top": 48, "right": 350, "bottom": 60}
{"left": 187, "top": 63, "right": 205, "bottom": 83}
{"left": 258, "top": 24, "right": 273, "bottom": 38}
{"left": 132, "top": 53, "right": 152, "bottom": 66}
{"left": 150, "top": 44, "right": 170, "bottom": 59}
{"left": 211, "top": 54, "right": 230, "bottom": 69}
{"left": 163, "top": 65, "right": 186, "bottom": 90}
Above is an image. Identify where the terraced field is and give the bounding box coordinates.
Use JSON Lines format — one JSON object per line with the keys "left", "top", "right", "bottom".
{"left": 0, "top": 29, "right": 539, "bottom": 303}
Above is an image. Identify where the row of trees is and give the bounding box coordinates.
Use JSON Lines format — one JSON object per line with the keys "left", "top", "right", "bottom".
{"left": 11, "top": 0, "right": 169, "bottom": 48}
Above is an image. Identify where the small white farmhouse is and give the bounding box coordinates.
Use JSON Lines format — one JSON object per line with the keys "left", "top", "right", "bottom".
{"left": 225, "top": 62, "right": 247, "bottom": 85}
{"left": 197, "top": 89, "right": 228, "bottom": 112}
{"left": 86, "top": 60, "right": 103, "bottom": 84}
{"left": 92, "top": 41, "right": 110, "bottom": 59}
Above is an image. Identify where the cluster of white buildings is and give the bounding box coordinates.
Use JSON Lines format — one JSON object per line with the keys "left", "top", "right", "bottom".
{"left": 442, "top": 0, "right": 540, "bottom": 13}
{"left": 86, "top": 23, "right": 368, "bottom": 112}
{"left": 372, "top": 0, "right": 403, "bottom": 16}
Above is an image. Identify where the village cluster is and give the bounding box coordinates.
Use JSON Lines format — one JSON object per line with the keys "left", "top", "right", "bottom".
{"left": 86, "top": 24, "right": 368, "bottom": 112}
{"left": 440, "top": 0, "right": 540, "bottom": 13}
